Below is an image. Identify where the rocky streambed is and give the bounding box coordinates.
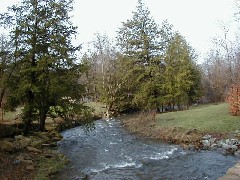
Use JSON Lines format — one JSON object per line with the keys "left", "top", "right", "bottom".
{"left": 0, "top": 130, "right": 68, "bottom": 179}
{"left": 0, "top": 114, "right": 98, "bottom": 179}
{"left": 201, "top": 132, "right": 240, "bottom": 156}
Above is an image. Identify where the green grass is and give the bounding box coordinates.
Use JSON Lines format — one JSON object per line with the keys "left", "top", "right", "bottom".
{"left": 1, "top": 107, "right": 23, "bottom": 121}
{"left": 84, "top": 101, "right": 106, "bottom": 114}
{"left": 156, "top": 103, "right": 240, "bottom": 132}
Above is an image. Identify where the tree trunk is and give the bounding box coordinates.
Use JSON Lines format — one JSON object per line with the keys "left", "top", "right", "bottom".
{"left": 23, "top": 120, "right": 31, "bottom": 135}
{"left": 178, "top": 103, "right": 181, "bottom": 111}
{"left": 0, "top": 88, "right": 6, "bottom": 109}
{"left": 39, "top": 109, "right": 48, "bottom": 132}
{"left": 23, "top": 103, "right": 34, "bottom": 136}
{"left": 23, "top": 1, "right": 37, "bottom": 135}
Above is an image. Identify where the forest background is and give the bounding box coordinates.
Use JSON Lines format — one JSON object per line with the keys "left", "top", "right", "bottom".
{"left": 0, "top": 0, "right": 240, "bottom": 134}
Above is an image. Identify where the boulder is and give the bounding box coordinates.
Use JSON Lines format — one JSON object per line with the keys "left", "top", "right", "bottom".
{"left": 229, "top": 139, "right": 238, "bottom": 145}
{"left": 49, "top": 130, "right": 63, "bottom": 139}
{"left": 219, "top": 163, "right": 240, "bottom": 179}
{"left": 217, "top": 140, "right": 225, "bottom": 148}
{"left": 39, "top": 134, "right": 50, "bottom": 141}
{"left": 209, "top": 138, "right": 216, "bottom": 144}
{"left": 0, "top": 141, "right": 15, "bottom": 153}
{"left": 43, "top": 149, "right": 58, "bottom": 155}
{"left": 220, "top": 150, "right": 229, "bottom": 156}
{"left": 221, "top": 144, "right": 238, "bottom": 154}
{"left": 14, "top": 135, "right": 32, "bottom": 149}
{"left": 202, "top": 134, "right": 211, "bottom": 140}
{"left": 30, "top": 140, "right": 44, "bottom": 149}
{"left": 16, "top": 153, "right": 33, "bottom": 164}
{"left": 42, "top": 142, "right": 57, "bottom": 148}
{"left": 225, "top": 139, "right": 230, "bottom": 145}
{"left": 181, "top": 144, "right": 189, "bottom": 150}
{"left": 188, "top": 144, "right": 196, "bottom": 151}
{"left": 50, "top": 142, "right": 58, "bottom": 147}
{"left": 218, "top": 174, "right": 240, "bottom": 180}
{"left": 33, "top": 132, "right": 50, "bottom": 141}
{"left": 14, "top": 135, "right": 24, "bottom": 141}
{"left": 13, "top": 141, "right": 22, "bottom": 150}
{"left": 42, "top": 143, "right": 51, "bottom": 148}
{"left": 222, "top": 144, "right": 232, "bottom": 150}
{"left": 52, "top": 137, "right": 62, "bottom": 141}
{"left": 209, "top": 143, "right": 218, "bottom": 150}
{"left": 234, "top": 150, "right": 240, "bottom": 157}
{"left": 13, "top": 160, "right": 21, "bottom": 165}
{"left": 19, "top": 137, "right": 31, "bottom": 148}
{"left": 26, "top": 146, "right": 41, "bottom": 153}
{"left": 26, "top": 165, "right": 34, "bottom": 171}
{"left": 234, "top": 130, "right": 240, "bottom": 138}
{"left": 227, "top": 163, "right": 240, "bottom": 177}
{"left": 20, "top": 159, "right": 33, "bottom": 164}
{"left": 16, "top": 153, "right": 32, "bottom": 160}
{"left": 202, "top": 140, "right": 210, "bottom": 147}
{"left": 231, "top": 145, "right": 238, "bottom": 151}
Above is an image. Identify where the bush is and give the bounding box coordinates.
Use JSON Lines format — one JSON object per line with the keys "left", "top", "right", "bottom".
{"left": 226, "top": 85, "right": 240, "bottom": 116}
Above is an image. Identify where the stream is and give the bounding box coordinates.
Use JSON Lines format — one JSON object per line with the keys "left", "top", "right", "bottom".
{"left": 56, "top": 119, "right": 238, "bottom": 180}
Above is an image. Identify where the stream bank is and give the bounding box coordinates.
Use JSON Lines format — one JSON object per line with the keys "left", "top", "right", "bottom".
{"left": 120, "top": 113, "right": 240, "bottom": 156}
{"left": 120, "top": 113, "right": 240, "bottom": 179}
{"left": 0, "top": 115, "right": 97, "bottom": 179}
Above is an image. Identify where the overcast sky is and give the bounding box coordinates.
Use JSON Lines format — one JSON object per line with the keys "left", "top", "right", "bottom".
{"left": 0, "top": 0, "right": 238, "bottom": 62}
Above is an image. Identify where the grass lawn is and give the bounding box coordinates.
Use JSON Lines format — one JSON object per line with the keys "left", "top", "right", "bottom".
{"left": 156, "top": 103, "right": 240, "bottom": 132}
{"left": 0, "top": 107, "right": 23, "bottom": 122}
{"left": 84, "top": 101, "right": 106, "bottom": 115}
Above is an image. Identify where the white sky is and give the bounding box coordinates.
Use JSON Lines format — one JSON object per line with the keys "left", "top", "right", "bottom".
{"left": 0, "top": 0, "right": 238, "bottom": 62}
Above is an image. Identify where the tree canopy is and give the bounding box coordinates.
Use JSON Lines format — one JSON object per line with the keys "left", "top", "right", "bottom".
{"left": 0, "top": 0, "right": 88, "bottom": 134}
{"left": 83, "top": 0, "right": 202, "bottom": 114}
{"left": 0, "top": 0, "right": 205, "bottom": 130}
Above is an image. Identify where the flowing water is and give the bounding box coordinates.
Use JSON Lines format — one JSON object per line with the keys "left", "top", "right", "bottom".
{"left": 56, "top": 119, "right": 238, "bottom": 180}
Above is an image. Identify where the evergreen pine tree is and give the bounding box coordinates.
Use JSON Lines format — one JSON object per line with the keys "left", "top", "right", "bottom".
{"left": 1, "top": 0, "right": 86, "bottom": 134}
